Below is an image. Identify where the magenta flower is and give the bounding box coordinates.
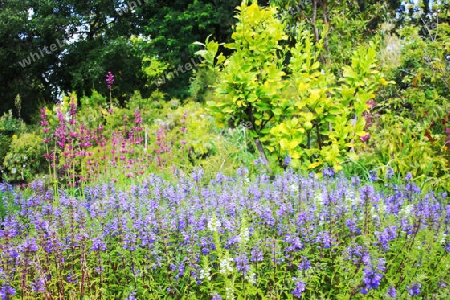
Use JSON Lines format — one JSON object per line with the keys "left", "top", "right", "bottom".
{"left": 106, "top": 71, "right": 115, "bottom": 89}
{"left": 134, "top": 108, "right": 143, "bottom": 132}
{"left": 40, "top": 108, "right": 50, "bottom": 135}
{"left": 360, "top": 134, "right": 370, "bottom": 142}
{"left": 366, "top": 99, "right": 376, "bottom": 109}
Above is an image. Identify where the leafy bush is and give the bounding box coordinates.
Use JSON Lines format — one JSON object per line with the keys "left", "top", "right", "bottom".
{"left": 354, "top": 114, "right": 449, "bottom": 191}
{"left": 2, "top": 132, "right": 46, "bottom": 182}
{"left": 204, "top": 3, "right": 385, "bottom": 175}
{"left": 355, "top": 18, "right": 450, "bottom": 192}
{"left": 0, "top": 110, "right": 25, "bottom": 132}
{"left": 0, "top": 110, "right": 26, "bottom": 181}
{"left": 0, "top": 134, "right": 11, "bottom": 170}
{"left": 146, "top": 100, "right": 259, "bottom": 180}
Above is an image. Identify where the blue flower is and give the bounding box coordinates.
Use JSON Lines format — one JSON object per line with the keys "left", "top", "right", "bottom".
{"left": 351, "top": 176, "right": 361, "bottom": 185}
{"left": 191, "top": 167, "right": 204, "bottom": 182}
{"left": 368, "top": 170, "right": 378, "bottom": 182}
{"left": 445, "top": 242, "right": 450, "bottom": 253}
{"left": 363, "top": 268, "right": 383, "bottom": 290}
{"left": 407, "top": 283, "right": 421, "bottom": 296}
{"left": 234, "top": 254, "right": 250, "bottom": 275}
{"left": 386, "top": 286, "right": 396, "bottom": 298}
{"left": 211, "top": 292, "right": 222, "bottom": 300}
{"left": 376, "top": 226, "right": 397, "bottom": 251}
{"left": 0, "top": 284, "right": 16, "bottom": 299}
{"left": 91, "top": 237, "right": 106, "bottom": 251}
{"left": 298, "top": 256, "right": 311, "bottom": 271}
{"left": 360, "top": 255, "right": 385, "bottom": 292}
{"left": 322, "top": 167, "right": 335, "bottom": 178}
{"left": 31, "top": 277, "right": 45, "bottom": 293}
{"left": 283, "top": 155, "right": 292, "bottom": 166}
{"left": 250, "top": 246, "right": 264, "bottom": 262}
{"left": 404, "top": 173, "right": 413, "bottom": 182}
{"left": 22, "top": 237, "right": 39, "bottom": 252}
{"left": 346, "top": 218, "right": 361, "bottom": 235}
{"left": 291, "top": 278, "right": 306, "bottom": 298}
{"left": 386, "top": 168, "right": 394, "bottom": 179}
{"left": 124, "top": 291, "right": 136, "bottom": 300}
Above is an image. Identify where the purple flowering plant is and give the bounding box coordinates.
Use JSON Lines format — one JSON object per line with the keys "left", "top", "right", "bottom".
{"left": 0, "top": 167, "right": 449, "bottom": 298}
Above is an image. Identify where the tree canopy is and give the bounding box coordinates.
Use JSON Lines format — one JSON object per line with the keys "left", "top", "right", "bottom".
{"left": 0, "top": 0, "right": 447, "bottom": 122}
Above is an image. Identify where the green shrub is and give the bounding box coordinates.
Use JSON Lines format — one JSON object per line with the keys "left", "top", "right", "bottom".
{"left": 2, "top": 132, "right": 46, "bottom": 182}
{"left": 354, "top": 19, "right": 450, "bottom": 192}
{"left": 0, "top": 109, "right": 25, "bottom": 132}
{"left": 0, "top": 133, "right": 10, "bottom": 166}
{"left": 352, "top": 114, "right": 449, "bottom": 192}
{"left": 0, "top": 110, "right": 27, "bottom": 181}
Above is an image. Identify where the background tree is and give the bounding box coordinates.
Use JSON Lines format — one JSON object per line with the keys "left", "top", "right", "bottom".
{"left": 1, "top": 0, "right": 260, "bottom": 121}
{"left": 0, "top": 0, "right": 74, "bottom": 121}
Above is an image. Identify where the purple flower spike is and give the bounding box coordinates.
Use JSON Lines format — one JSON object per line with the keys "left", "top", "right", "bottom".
{"left": 291, "top": 278, "right": 306, "bottom": 298}
{"left": 106, "top": 71, "right": 115, "bottom": 89}
{"left": 386, "top": 286, "right": 396, "bottom": 298}
{"left": 363, "top": 268, "right": 383, "bottom": 290}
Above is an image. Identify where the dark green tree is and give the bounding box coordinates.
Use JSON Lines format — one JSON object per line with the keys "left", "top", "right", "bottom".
{"left": 0, "top": 0, "right": 75, "bottom": 121}
{"left": 136, "top": 0, "right": 273, "bottom": 99}
{"left": 0, "top": 0, "right": 271, "bottom": 121}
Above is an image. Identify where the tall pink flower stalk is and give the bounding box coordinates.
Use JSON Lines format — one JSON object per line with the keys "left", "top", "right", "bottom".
{"left": 106, "top": 71, "right": 114, "bottom": 111}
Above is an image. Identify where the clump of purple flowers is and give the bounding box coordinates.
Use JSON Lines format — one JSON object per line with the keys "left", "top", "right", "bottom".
{"left": 407, "top": 283, "right": 421, "bottom": 296}
{"left": 291, "top": 278, "right": 306, "bottom": 298}
{"left": 360, "top": 256, "right": 386, "bottom": 294}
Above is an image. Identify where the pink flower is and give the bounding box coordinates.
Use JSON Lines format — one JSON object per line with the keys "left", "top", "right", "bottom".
{"left": 360, "top": 134, "right": 370, "bottom": 142}
{"left": 106, "top": 71, "right": 114, "bottom": 89}
{"left": 134, "top": 108, "right": 142, "bottom": 125}
{"left": 366, "top": 99, "right": 376, "bottom": 109}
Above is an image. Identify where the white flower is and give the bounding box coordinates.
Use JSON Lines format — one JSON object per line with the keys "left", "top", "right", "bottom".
{"left": 240, "top": 227, "right": 249, "bottom": 243}
{"left": 351, "top": 196, "right": 360, "bottom": 206}
{"left": 225, "top": 286, "right": 234, "bottom": 300}
{"left": 219, "top": 257, "right": 233, "bottom": 274}
{"left": 245, "top": 272, "right": 257, "bottom": 285}
{"left": 199, "top": 267, "right": 211, "bottom": 281}
{"left": 208, "top": 216, "right": 221, "bottom": 232}
{"left": 371, "top": 207, "right": 378, "bottom": 218}
{"left": 440, "top": 233, "right": 447, "bottom": 244}
{"left": 402, "top": 204, "right": 414, "bottom": 216}
{"left": 289, "top": 184, "right": 298, "bottom": 193}
{"left": 11, "top": 168, "right": 16, "bottom": 174}
{"left": 314, "top": 193, "right": 323, "bottom": 205}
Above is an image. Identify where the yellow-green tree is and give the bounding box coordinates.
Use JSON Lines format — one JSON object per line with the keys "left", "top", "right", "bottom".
{"left": 204, "top": 1, "right": 385, "bottom": 173}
